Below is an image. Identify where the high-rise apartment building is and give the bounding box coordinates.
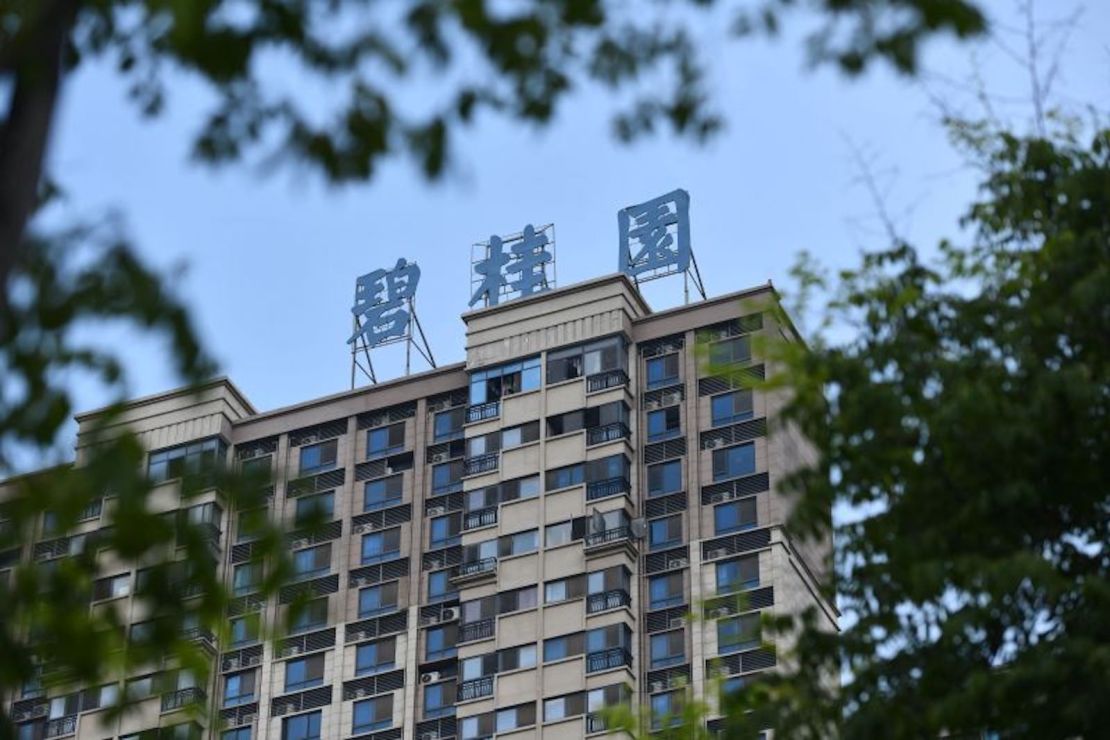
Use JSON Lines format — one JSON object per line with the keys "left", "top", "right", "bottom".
{"left": 3, "top": 273, "right": 836, "bottom": 740}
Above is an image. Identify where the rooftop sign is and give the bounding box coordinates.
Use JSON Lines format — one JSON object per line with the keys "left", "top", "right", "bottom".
{"left": 469, "top": 223, "right": 556, "bottom": 308}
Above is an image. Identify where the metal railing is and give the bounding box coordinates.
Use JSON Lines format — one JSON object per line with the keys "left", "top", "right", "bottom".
{"left": 463, "top": 507, "right": 498, "bottom": 530}
{"left": 455, "top": 557, "right": 497, "bottom": 579}
{"left": 457, "top": 675, "right": 494, "bottom": 701}
{"left": 586, "top": 647, "right": 633, "bottom": 674}
{"left": 586, "top": 589, "right": 631, "bottom": 614}
{"left": 466, "top": 401, "right": 500, "bottom": 423}
{"left": 77, "top": 498, "right": 103, "bottom": 521}
{"left": 463, "top": 452, "right": 499, "bottom": 476}
{"left": 585, "top": 477, "right": 629, "bottom": 501}
{"left": 459, "top": 618, "right": 495, "bottom": 644}
{"left": 586, "top": 422, "right": 630, "bottom": 446}
{"left": 586, "top": 368, "right": 629, "bottom": 393}
{"left": 44, "top": 715, "right": 77, "bottom": 738}
{"left": 161, "top": 686, "right": 206, "bottom": 713}
{"left": 584, "top": 526, "right": 632, "bottom": 550}
{"left": 586, "top": 714, "right": 608, "bottom": 733}
{"left": 181, "top": 626, "right": 216, "bottom": 644}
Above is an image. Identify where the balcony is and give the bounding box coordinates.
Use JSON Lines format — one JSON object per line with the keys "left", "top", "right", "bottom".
{"left": 452, "top": 557, "right": 497, "bottom": 585}
{"left": 586, "top": 713, "right": 608, "bottom": 734}
{"left": 463, "top": 507, "right": 498, "bottom": 531}
{"left": 586, "top": 368, "right": 629, "bottom": 393}
{"left": 181, "top": 625, "right": 217, "bottom": 649}
{"left": 586, "top": 647, "right": 633, "bottom": 674}
{"left": 584, "top": 526, "right": 634, "bottom": 555}
{"left": 586, "top": 589, "right": 631, "bottom": 614}
{"left": 44, "top": 715, "right": 77, "bottom": 738}
{"left": 463, "top": 452, "right": 499, "bottom": 477}
{"left": 458, "top": 618, "right": 495, "bottom": 644}
{"left": 77, "top": 498, "right": 103, "bottom": 521}
{"left": 586, "top": 422, "right": 630, "bottom": 446}
{"left": 161, "top": 686, "right": 207, "bottom": 713}
{"left": 466, "top": 401, "right": 500, "bottom": 424}
{"left": 457, "top": 675, "right": 494, "bottom": 702}
{"left": 586, "top": 477, "right": 629, "bottom": 502}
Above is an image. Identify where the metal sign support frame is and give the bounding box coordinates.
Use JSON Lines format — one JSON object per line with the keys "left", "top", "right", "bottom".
{"left": 349, "top": 295, "right": 437, "bottom": 389}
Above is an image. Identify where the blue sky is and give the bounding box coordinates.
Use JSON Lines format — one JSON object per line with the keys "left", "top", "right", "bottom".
{"left": 42, "top": 0, "right": 1108, "bottom": 432}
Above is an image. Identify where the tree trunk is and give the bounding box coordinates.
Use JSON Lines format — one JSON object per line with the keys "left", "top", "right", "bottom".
{"left": 0, "top": 0, "right": 79, "bottom": 294}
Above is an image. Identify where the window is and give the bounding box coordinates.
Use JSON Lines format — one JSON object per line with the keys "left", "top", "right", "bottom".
{"left": 543, "top": 634, "right": 579, "bottom": 662}
{"left": 93, "top": 573, "right": 131, "bottom": 601}
{"left": 495, "top": 704, "right": 536, "bottom": 733}
{"left": 708, "top": 335, "right": 751, "bottom": 365}
{"left": 721, "top": 675, "right": 746, "bottom": 700}
{"left": 284, "top": 655, "right": 324, "bottom": 692}
{"left": 586, "top": 623, "right": 632, "bottom": 654}
{"left": 716, "top": 556, "right": 759, "bottom": 593}
{"left": 223, "top": 671, "right": 255, "bottom": 707}
{"left": 711, "top": 390, "right": 754, "bottom": 426}
{"left": 292, "top": 544, "right": 331, "bottom": 579}
{"left": 543, "top": 696, "right": 570, "bottom": 722}
{"left": 353, "top": 695, "right": 392, "bottom": 733}
{"left": 544, "top": 521, "right": 573, "bottom": 548}
{"left": 547, "top": 336, "right": 626, "bottom": 383}
{"left": 650, "top": 691, "right": 682, "bottom": 730}
{"left": 649, "top": 515, "right": 683, "bottom": 550}
{"left": 358, "top": 583, "right": 398, "bottom": 618}
{"left": 433, "top": 407, "right": 465, "bottom": 441}
{"left": 294, "top": 492, "right": 333, "bottom": 526}
{"left": 232, "top": 563, "right": 261, "bottom": 596}
{"left": 229, "top": 614, "right": 260, "bottom": 646}
{"left": 282, "top": 711, "right": 321, "bottom": 740}
{"left": 222, "top": 729, "right": 252, "bottom": 740}
{"left": 650, "top": 630, "right": 685, "bottom": 669}
{"left": 501, "top": 421, "right": 540, "bottom": 449}
{"left": 649, "top": 573, "right": 684, "bottom": 609}
{"left": 236, "top": 508, "right": 266, "bottom": 543}
{"left": 466, "top": 432, "right": 500, "bottom": 459}
{"left": 148, "top": 438, "right": 226, "bottom": 483}
{"left": 646, "top": 407, "right": 681, "bottom": 441}
{"left": 240, "top": 454, "right": 272, "bottom": 481}
{"left": 505, "top": 529, "right": 538, "bottom": 556}
{"left": 469, "top": 357, "right": 541, "bottom": 405}
{"left": 423, "top": 680, "right": 456, "bottom": 719}
{"left": 361, "top": 528, "right": 401, "bottom": 564}
{"left": 645, "top": 354, "right": 680, "bottom": 389}
{"left": 545, "top": 463, "right": 584, "bottom": 490}
{"left": 366, "top": 423, "right": 405, "bottom": 459}
{"left": 718, "top": 612, "right": 761, "bottom": 654}
{"left": 290, "top": 597, "right": 328, "bottom": 633}
{"left": 714, "top": 498, "right": 757, "bottom": 535}
{"left": 501, "top": 643, "right": 537, "bottom": 671}
{"left": 431, "top": 460, "right": 464, "bottom": 494}
{"left": 363, "top": 475, "right": 403, "bottom": 511}
{"left": 427, "top": 570, "right": 455, "bottom": 602}
{"left": 355, "top": 638, "right": 396, "bottom": 676}
{"left": 712, "top": 443, "right": 755, "bottom": 481}
{"left": 429, "top": 513, "right": 461, "bottom": 548}
{"left": 298, "top": 439, "right": 337, "bottom": 476}
{"left": 647, "top": 460, "right": 683, "bottom": 497}
{"left": 425, "top": 625, "right": 457, "bottom": 661}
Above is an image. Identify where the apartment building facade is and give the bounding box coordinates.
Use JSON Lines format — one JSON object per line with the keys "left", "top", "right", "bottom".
{"left": 4, "top": 274, "right": 836, "bottom": 740}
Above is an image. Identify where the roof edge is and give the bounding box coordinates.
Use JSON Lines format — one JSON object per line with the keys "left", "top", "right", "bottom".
{"left": 74, "top": 376, "right": 256, "bottom": 423}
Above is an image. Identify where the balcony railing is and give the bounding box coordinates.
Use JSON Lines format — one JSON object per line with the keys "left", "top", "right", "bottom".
{"left": 463, "top": 507, "right": 498, "bottom": 531}
{"left": 457, "top": 675, "right": 494, "bottom": 702}
{"left": 161, "top": 686, "right": 207, "bottom": 713}
{"left": 466, "top": 401, "right": 500, "bottom": 424}
{"left": 586, "top": 368, "right": 629, "bottom": 393}
{"left": 452, "top": 557, "right": 497, "bottom": 585}
{"left": 44, "top": 715, "right": 77, "bottom": 738}
{"left": 586, "top": 477, "right": 629, "bottom": 501}
{"left": 181, "top": 626, "right": 216, "bottom": 645}
{"left": 77, "top": 498, "right": 103, "bottom": 521}
{"left": 584, "top": 526, "right": 633, "bottom": 552}
{"left": 586, "top": 647, "right": 633, "bottom": 674}
{"left": 458, "top": 618, "right": 495, "bottom": 644}
{"left": 586, "top": 589, "right": 631, "bottom": 614}
{"left": 463, "top": 452, "right": 499, "bottom": 476}
{"left": 586, "top": 422, "right": 630, "bottom": 446}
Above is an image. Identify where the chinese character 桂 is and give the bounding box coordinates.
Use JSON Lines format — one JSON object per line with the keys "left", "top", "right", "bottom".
{"left": 618, "top": 189, "right": 691, "bottom": 279}
{"left": 470, "top": 224, "right": 552, "bottom": 308}
{"left": 348, "top": 258, "right": 421, "bottom": 346}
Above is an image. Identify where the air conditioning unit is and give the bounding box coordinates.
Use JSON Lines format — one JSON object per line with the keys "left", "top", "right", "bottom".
{"left": 285, "top": 644, "right": 303, "bottom": 657}
{"left": 441, "top": 607, "right": 459, "bottom": 621}
{"left": 354, "top": 575, "right": 369, "bottom": 588}
{"left": 301, "top": 434, "right": 318, "bottom": 446}
{"left": 712, "top": 606, "right": 731, "bottom": 618}
{"left": 421, "top": 671, "right": 441, "bottom": 685}
{"left": 282, "top": 701, "right": 299, "bottom": 715}
{"left": 427, "top": 505, "right": 446, "bottom": 517}
{"left": 650, "top": 680, "right": 665, "bottom": 692}
{"left": 667, "top": 557, "right": 687, "bottom": 569}
{"left": 431, "top": 451, "right": 448, "bottom": 463}
{"left": 669, "top": 616, "right": 686, "bottom": 628}
{"left": 427, "top": 557, "right": 443, "bottom": 570}
{"left": 706, "top": 437, "right": 725, "bottom": 449}
{"left": 708, "top": 548, "right": 728, "bottom": 560}
{"left": 225, "top": 657, "right": 241, "bottom": 670}
{"left": 420, "top": 732, "right": 440, "bottom": 740}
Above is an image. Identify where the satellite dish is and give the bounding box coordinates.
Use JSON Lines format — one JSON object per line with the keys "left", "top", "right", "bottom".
{"left": 629, "top": 518, "right": 647, "bottom": 539}
{"left": 590, "top": 509, "right": 605, "bottom": 534}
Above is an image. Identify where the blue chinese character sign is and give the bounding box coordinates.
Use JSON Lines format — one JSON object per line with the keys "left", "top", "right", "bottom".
{"left": 470, "top": 223, "right": 556, "bottom": 308}
{"left": 348, "top": 258, "right": 436, "bottom": 387}
{"left": 618, "top": 189, "right": 705, "bottom": 301}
